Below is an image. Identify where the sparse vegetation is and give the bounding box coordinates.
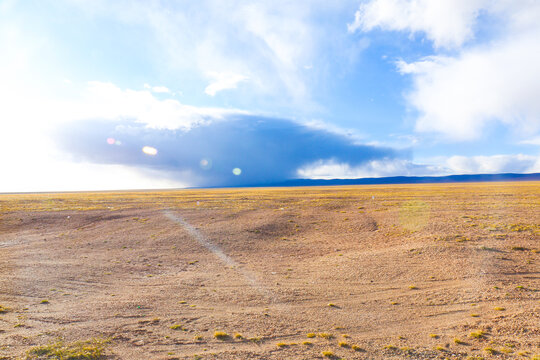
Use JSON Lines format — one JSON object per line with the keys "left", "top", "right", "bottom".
{"left": 469, "top": 331, "right": 485, "bottom": 339}
{"left": 322, "top": 350, "right": 335, "bottom": 358}
{"left": 25, "top": 338, "right": 108, "bottom": 359}
{"left": 213, "top": 331, "right": 229, "bottom": 340}
{"left": 0, "top": 183, "right": 537, "bottom": 359}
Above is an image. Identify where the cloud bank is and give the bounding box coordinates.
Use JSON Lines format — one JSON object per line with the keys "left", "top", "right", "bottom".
{"left": 56, "top": 115, "right": 399, "bottom": 187}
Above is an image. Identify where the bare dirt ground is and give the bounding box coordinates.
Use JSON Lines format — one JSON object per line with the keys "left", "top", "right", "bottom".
{"left": 0, "top": 182, "right": 538, "bottom": 359}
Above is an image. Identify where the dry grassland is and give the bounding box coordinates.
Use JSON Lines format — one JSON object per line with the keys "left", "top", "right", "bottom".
{"left": 0, "top": 182, "right": 538, "bottom": 359}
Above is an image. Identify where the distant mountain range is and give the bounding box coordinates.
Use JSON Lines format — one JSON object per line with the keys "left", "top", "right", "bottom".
{"left": 263, "top": 172, "right": 540, "bottom": 187}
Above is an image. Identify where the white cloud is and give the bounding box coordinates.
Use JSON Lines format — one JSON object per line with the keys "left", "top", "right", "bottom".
{"left": 297, "top": 153, "right": 540, "bottom": 179}
{"left": 297, "top": 158, "right": 443, "bottom": 179}
{"left": 204, "top": 72, "right": 248, "bottom": 96}
{"left": 348, "top": 0, "right": 488, "bottom": 49}
{"left": 445, "top": 154, "right": 540, "bottom": 174}
{"left": 71, "top": 81, "right": 246, "bottom": 130}
{"left": 144, "top": 83, "right": 171, "bottom": 93}
{"left": 61, "top": 0, "right": 359, "bottom": 112}
{"left": 0, "top": 77, "right": 246, "bottom": 191}
{"left": 0, "top": 161, "right": 186, "bottom": 193}
{"left": 398, "top": 29, "right": 540, "bottom": 140}
{"left": 519, "top": 137, "right": 540, "bottom": 146}
{"left": 353, "top": 1, "right": 540, "bottom": 142}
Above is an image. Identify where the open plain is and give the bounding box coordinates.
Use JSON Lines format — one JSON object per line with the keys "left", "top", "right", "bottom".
{"left": 0, "top": 182, "right": 538, "bottom": 359}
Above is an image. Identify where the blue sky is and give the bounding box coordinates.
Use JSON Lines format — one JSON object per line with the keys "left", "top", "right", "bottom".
{"left": 1, "top": 0, "right": 539, "bottom": 191}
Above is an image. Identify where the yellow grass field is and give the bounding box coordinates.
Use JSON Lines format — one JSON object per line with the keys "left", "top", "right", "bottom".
{"left": 0, "top": 182, "right": 538, "bottom": 359}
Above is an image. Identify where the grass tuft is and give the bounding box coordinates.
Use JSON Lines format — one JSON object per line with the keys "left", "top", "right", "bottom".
{"left": 213, "top": 331, "right": 229, "bottom": 340}
{"left": 306, "top": 333, "right": 316, "bottom": 338}
{"left": 322, "top": 350, "right": 335, "bottom": 358}
{"left": 26, "top": 338, "right": 108, "bottom": 359}
{"left": 469, "top": 330, "right": 485, "bottom": 339}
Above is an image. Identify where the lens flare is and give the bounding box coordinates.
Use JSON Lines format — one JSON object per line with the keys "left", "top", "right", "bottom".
{"left": 107, "top": 137, "right": 122, "bottom": 146}
{"left": 142, "top": 146, "right": 158, "bottom": 156}
{"left": 200, "top": 158, "right": 212, "bottom": 170}
{"left": 232, "top": 168, "right": 242, "bottom": 176}
{"left": 399, "top": 200, "right": 430, "bottom": 231}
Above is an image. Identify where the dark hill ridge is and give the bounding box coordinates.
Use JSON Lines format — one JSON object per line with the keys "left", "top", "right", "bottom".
{"left": 263, "top": 172, "right": 540, "bottom": 187}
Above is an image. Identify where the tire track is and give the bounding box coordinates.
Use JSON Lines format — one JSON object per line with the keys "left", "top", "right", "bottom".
{"left": 164, "top": 210, "right": 279, "bottom": 303}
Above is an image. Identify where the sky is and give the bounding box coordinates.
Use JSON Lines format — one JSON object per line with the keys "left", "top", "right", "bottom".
{"left": 1, "top": 0, "right": 540, "bottom": 191}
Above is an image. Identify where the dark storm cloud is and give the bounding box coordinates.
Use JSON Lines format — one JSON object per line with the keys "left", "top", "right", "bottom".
{"left": 56, "top": 115, "right": 401, "bottom": 186}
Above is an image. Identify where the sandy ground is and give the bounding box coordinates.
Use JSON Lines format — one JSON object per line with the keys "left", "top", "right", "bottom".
{"left": 0, "top": 182, "right": 538, "bottom": 359}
